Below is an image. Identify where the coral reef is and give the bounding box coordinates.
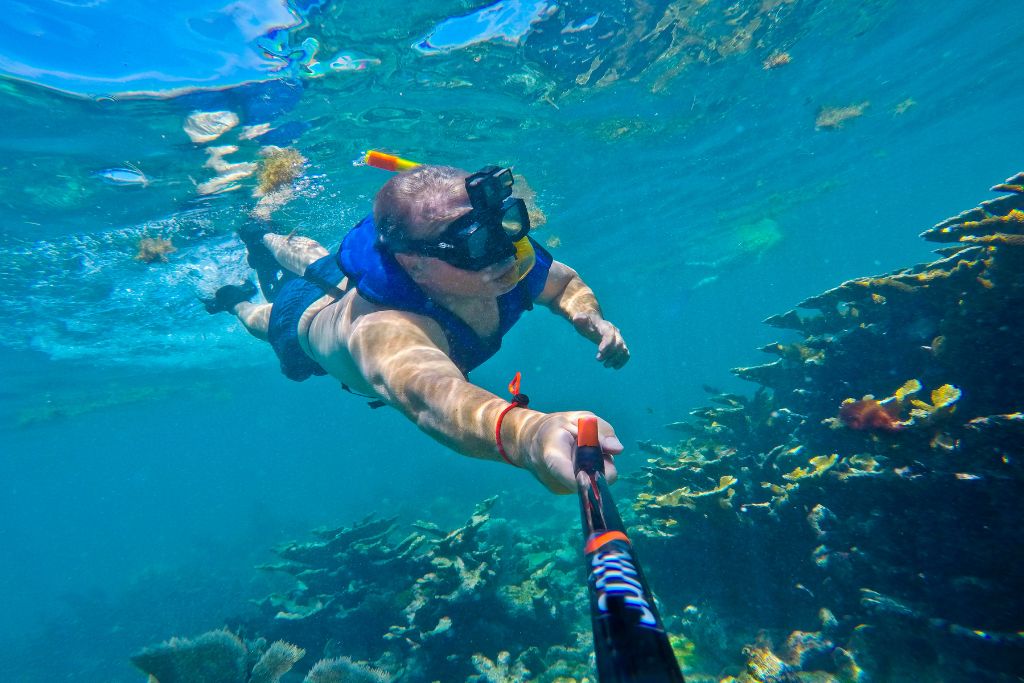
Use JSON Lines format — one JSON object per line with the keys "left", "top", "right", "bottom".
{"left": 468, "top": 650, "right": 531, "bottom": 683}
{"left": 131, "top": 629, "right": 301, "bottom": 683}
{"left": 130, "top": 628, "right": 390, "bottom": 683}
{"left": 631, "top": 173, "right": 1024, "bottom": 681}
{"left": 239, "top": 498, "right": 596, "bottom": 681}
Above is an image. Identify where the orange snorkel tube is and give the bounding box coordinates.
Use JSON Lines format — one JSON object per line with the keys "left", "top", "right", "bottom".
{"left": 363, "top": 149, "right": 537, "bottom": 284}
{"left": 364, "top": 150, "right": 420, "bottom": 172}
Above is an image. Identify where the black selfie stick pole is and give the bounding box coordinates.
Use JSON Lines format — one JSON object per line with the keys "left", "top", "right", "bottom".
{"left": 574, "top": 417, "right": 685, "bottom": 683}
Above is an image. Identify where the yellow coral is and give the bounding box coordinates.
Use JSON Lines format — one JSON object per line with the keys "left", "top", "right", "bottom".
{"left": 960, "top": 233, "right": 1024, "bottom": 247}
{"left": 669, "top": 633, "right": 697, "bottom": 668}
{"left": 931, "top": 384, "right": 962, "bottom": 408}
{"left": 783, "top": 454, "right": 838, "bottom": 481}
{"left": 762, "top": 480, "right": 797, "bottom": 507}
{"left": 909, "top": 383, "right": 962, "bottom": 420}
{"left": 744, "top": 644, "right": 789, "bottom": 680}
{"left": 961, "top": 209, "right": 1024, "bottom": 231}
{"left": 837, "top": 454, "right": 882, "bottom": 480}
{"left": 652, "top": 475, "right": 737, "bottom": 507}
{"left": 894, "top": 379, "right": 921, "bottom": 403}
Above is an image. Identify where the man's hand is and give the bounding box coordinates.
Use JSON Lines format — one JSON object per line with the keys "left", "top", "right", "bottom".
{"left": 572, "top": 312, "right": 630, "bottom": 369}
{"left": 522, "top": 411, "right": 622, "bottom": 494}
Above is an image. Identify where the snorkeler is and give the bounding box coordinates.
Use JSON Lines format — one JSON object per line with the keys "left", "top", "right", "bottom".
{"left": 205, "top": 161, "right": 629, "bottom": 494}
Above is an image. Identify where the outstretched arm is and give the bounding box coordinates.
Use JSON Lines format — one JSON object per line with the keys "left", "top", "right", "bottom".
{"left": 536, "top": 260, "right": 630, "bottom": 369}
{"left": 345, "top": 306, "right": 622, "bottom": 493}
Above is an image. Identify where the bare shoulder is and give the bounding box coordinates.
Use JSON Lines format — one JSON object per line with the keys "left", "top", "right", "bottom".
{"left": 536, "top": 259, "right": 578, "bottom": 304}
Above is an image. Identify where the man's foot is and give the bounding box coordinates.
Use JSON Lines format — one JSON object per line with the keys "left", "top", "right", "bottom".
{"left": 237, "top": 222, "right": 289, "bottom": 302}
{"left": 238, "top": 221, "right": 269, "bottom": 252}
{"left": 203, "top": 281, "right": 258, "bottom": 314}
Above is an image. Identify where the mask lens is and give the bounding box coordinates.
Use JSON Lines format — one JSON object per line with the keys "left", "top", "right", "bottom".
{"left": 500, "top": 198, "right": 529, "bottom": 239}
{"left": 463, "top": 224, "right": 490, "bottom": 259}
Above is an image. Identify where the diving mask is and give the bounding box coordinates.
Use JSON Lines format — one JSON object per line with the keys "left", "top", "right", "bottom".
{"left": 383, "top": 165, "right": 532, "bottom": 271}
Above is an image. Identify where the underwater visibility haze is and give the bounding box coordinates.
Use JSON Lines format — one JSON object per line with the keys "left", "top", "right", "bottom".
{"left": 1, "top": 0, "right": 1023, "bottom": 681}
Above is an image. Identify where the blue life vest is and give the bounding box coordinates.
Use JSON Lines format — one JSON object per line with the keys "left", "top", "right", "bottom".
{"left": 338, "top": 214, "right": 553, "bottom": 375}
{"left": 267, "top": 215, "right": 552, "bottom": 382}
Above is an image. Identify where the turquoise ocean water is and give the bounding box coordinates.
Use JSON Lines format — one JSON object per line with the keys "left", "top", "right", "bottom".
{"left": 1, "top": 1, "right": 1022, "bottom": 681}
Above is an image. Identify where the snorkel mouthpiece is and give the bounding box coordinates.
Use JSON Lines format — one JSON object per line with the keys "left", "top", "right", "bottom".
{"left": 510, "top": 236, "right": 536, "bottom": 283}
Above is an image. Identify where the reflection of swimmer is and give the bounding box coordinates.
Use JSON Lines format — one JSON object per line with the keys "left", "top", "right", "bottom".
{"left": 205, "top": 164, "right": 629, "bottom": 493}
{"left": 178, "top": 79, "right": 308, "bottom": 147}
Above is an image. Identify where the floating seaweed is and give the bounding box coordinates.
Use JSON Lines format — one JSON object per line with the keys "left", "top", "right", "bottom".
{"left": 815, "top": 102, "right": 869, "bottom": 130}
{"left": 256, "top": 146, "right": 307, "bottom": 196}
{"left": 250, "top": 146, "right": 308, "bottom": 220}
{"left": 135, "top": 236, "right": 176, "bottom": 263}
{"left": 762, "top": 51, "right": 791, "bottom": 70}
{"left": 893, "top": 98, "right": 916, "bottom": 115}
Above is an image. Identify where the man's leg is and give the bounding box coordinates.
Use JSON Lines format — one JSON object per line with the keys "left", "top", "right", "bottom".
{"left": 240, "top": 223, "right": 329, "bottom": 302}
{"left": 203, "top": 281, "right": 258, "bottom": 315}
{"left": 262, "top": 233, "right": 329, "bottom": 276}
{"left": 233, "top": 301, "right": 272, "bottom": 341}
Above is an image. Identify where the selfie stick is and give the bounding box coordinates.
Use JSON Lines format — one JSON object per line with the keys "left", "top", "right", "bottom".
{"left": 575, "top": 417, "right": 685, "bottom": 683}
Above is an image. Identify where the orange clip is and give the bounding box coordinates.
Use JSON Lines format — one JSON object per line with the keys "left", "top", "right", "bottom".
{"left": 508, "top": 371, "right": 522, "bottom": 397}
{"left": 584, "top": 530, "right": 630, "bottom": 555}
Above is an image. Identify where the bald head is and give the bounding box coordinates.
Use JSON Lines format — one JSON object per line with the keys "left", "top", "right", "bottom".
{"left": 373, "top": 165, "right": 471, "bottom": 244}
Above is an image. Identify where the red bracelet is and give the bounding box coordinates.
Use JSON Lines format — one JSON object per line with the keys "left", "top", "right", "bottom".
{"left": 495, "top": 372, "right": 529, "bottom": 467}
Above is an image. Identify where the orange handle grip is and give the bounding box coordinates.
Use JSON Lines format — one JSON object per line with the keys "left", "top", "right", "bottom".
{"left": 577, "top": 416, "right": 599, "bottom": 448}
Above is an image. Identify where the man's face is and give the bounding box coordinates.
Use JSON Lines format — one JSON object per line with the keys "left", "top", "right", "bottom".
{"left": 397, "top": 188, "right": 521, "bottom": 297}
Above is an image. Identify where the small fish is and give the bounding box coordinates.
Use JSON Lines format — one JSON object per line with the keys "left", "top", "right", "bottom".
{"left": 561, "top": 14, "right": 599, "bottom": 33}
{"left": 95, "top": 162, "right": 149, "bottom": 187}
{"left": 692, "top": 274, "right": 720, "bottom": 289}
{"left": 954, "top": 472, "right": 982, "bottom": 481}
{"left": 794, "top": 583, "right": 815, "bottom": 598}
